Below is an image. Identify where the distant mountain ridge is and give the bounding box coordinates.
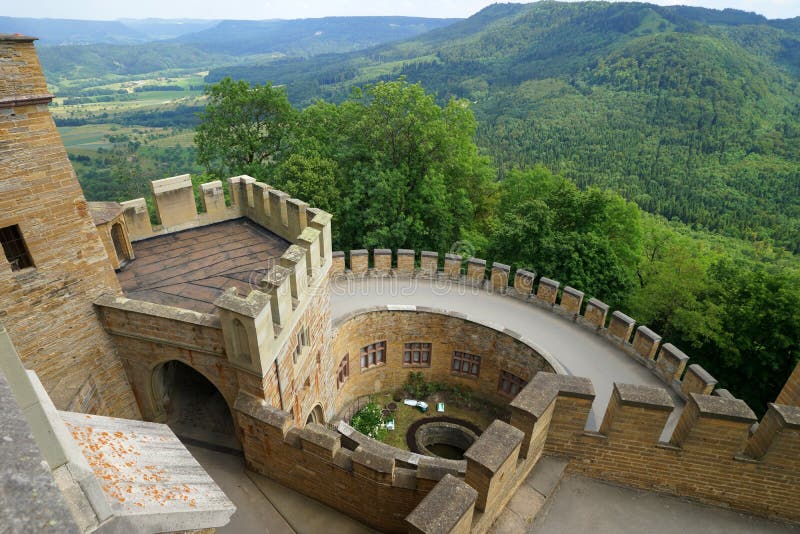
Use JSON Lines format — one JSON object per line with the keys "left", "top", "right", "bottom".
{"left": 203, "top": 1, "right": 800, "bottom": 250}
{"left": 0, "top": 16, "right": 149, "bottom": 45}
{"left": 30, "top": 15, "right": 460, "bottom": 79}
{"left": 1, "top": 15, "right": 459, "bottom": 52}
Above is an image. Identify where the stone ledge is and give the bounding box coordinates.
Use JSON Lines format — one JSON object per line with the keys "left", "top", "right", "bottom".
{"left": 464, "top": 420, "right": 524, "bottom": 474}
{"left": 406, "top": 474, "right": 477, "bottom": 534}
{"left": 770, "top": 403, "right": 800, "bottom": 428}
{"left": 235, "top": 392, "right": 292, "bottom": 434}
{"left": 687, "top": 363, "right": 718, "bottom": 385}
{"left": 94, "top": 293, "right": 220, "bottom": 328}
{"left": 614, "top": 383, "right": 675, "bottom": 411}
{"left": 690, "top": 394, "right": 756, "bottom": 423}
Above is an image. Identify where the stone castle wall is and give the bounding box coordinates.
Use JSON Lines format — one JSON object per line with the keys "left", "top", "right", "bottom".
{"left": 0, "top": 36, "right": 138, "bottom": 418}
{"left": 332, "top": 308, "right": 557, "bottom": 413}
{"left": 100, "top": 174, "right": 336, "bottom": 428}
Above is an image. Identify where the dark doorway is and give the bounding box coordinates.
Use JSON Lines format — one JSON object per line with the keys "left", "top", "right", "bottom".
{"left": 153, "top": 360, "right": 240, "bottom": 452}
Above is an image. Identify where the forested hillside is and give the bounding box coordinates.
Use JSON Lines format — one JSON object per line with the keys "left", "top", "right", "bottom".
{"left": 207, "top": 2, "right": 800, "bottom": 251}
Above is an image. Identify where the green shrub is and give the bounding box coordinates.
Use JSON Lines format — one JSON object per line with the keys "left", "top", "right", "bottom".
{"left": 350, "top": 401, "right": 386, "bottom": 441}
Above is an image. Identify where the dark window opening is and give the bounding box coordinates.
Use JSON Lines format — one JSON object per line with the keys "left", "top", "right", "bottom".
{"left": 0, "top": 225, "right": 34, "bottom": 271}
{"left": 403, "top": 342, "right": 431, "bottom": 367}
{"left": 498, "top": 370, "right": 527, "bottom": 398}
{"left": 360, "top": 341, "right": 386, "bottom": 370}
{"left": 451, "top": 351, "right": 481, "bottom": 378}
{"left": 337, "top": 354, "right": 350, "bottom": 388}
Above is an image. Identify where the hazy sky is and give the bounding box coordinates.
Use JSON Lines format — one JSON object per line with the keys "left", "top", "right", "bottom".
{"left": 4, "top": 0, "right": 800, "bottom": 21}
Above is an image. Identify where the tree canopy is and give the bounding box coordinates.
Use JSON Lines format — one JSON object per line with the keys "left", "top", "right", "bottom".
{"left": 195, "top": 78, "right": 297, "bottom": 178}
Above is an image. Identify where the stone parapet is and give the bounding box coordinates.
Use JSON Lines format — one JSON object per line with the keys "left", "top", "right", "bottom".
{"left": 680, "top": 364, "right": 718, "bottom": 398}
{"left": 535, "top": 277, "right": 560, "bottom": 305}
{"left": 631, "top": 325, "right": 662, "bottom": 360}
{"left": 405, "top": 474, "right": 477, "bottom": 534}
{"left": 444, "top": 253, "right": 462, "bottom": 278}
{"left": 607, "top": 311, "right": 635, "bottom": 343}
{"left": 490, "top": 262, "right": 510, "bottom": 292}
{"left": 513, "top": 269, "right": 536, "bottom": 298}
{"left": 582, "top": 298, "right": 609, "bottom": 329}
{"left": 558, "top": 286, "right": 584, "bottom": 315}
{"left": 466, "top": 257, "right": 486, "bottom": 284}
{"left": 325, "top": 248, "right": 739, "bottom": 407}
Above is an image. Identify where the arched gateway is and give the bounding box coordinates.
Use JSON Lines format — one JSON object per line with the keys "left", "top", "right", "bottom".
{"left": 151, "top": 360, "right": 240, "bottom": 451}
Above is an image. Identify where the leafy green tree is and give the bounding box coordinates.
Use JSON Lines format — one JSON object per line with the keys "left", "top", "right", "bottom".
{"left": 273, "top": 153, "right": 340, "bottom": 215}
{"left": 195, "top": 77, "right": 297, "bottom": 179}
{"left": 278, "top": 79, "right": 496, "bottom": 251}
{"left": 669, "top": 258, "right": 800, "bottom": 411}
{"left": 488, "top": 166, "right": 642, "bottom": 307}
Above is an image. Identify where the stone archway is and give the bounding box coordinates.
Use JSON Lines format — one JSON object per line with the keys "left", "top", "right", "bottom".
{"left": 152, "top": 360, "right": 240, "bottom": 451}
{"left": 306, "top": 404, "right": 325, "bottom": 425}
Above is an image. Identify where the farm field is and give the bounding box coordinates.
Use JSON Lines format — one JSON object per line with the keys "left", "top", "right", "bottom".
{"left": 59, "top": 124, "right": 196, "bottom": 150}
{"left": 50, "top": 72, "right": 207, "bottom": 121}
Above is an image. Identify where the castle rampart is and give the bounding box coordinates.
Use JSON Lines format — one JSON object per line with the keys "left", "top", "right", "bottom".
{"left": 103, "top": 174, "right": 337, "bottom": 427}
{"left": 330, "top": 248, "right": 725, "bottom": 409}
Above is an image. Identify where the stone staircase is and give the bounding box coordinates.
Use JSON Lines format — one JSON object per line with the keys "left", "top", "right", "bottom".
{"left": 488, "top": 456, "right": 568, "bottom": 533}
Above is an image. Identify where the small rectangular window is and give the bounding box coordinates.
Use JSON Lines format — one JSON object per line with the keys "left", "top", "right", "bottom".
{"left": 451, "top": 351, "right": 481, "bottom": 378}
{"left": 360, "top": 341, "right": 386, "bottom": 370}
{"left": 337, "top": 354, "right": 350, "bottom": 388}
{"left": 403, "top": 342, "right": 431, "bottom": 367}
{"left": 498, "top": 370, "right": 527, "bottom": 398}
{"left": 293, "top": 325, "right": 309, "bottom": 364}
{"left": 0, "top": 225, "right": 34, "bottom": 271}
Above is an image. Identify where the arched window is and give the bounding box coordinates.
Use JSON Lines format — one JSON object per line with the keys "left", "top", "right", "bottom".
{"left": 232, "top": 319, "right": 252, "bottom": 364}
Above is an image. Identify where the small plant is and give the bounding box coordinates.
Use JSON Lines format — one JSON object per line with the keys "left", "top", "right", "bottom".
{"left": 403, "top": 371, "right": 429, "bottom": 399}
{"left": 451, "top": 384, "right": 473, "bottom": 407}
{"left": 350, "top": 400, "right": 386, "bottom": 441}
{"left": 392, "top": 389, "right": 404, "bottom": 402}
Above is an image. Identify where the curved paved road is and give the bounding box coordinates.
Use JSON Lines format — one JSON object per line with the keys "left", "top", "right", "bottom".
{"left": 330, "top": 276, "right": 683, "bottom": 432}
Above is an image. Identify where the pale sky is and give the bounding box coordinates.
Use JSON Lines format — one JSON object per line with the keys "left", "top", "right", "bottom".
{"left": 3, "top": 0, "right": 800, "bottom": 21}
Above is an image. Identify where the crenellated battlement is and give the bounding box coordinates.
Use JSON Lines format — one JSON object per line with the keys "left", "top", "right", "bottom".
{"left": 330, "top": 248, "right": 724, "bottom": 405}
{"left": 120, "top": 174, "right": 333, "bottom": 260}
{"left": 234, "top": 363, "right": 800, "bottom": 532}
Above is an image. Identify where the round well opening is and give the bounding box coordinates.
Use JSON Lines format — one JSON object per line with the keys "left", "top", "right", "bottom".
{"left": 408, "top": 417, "right": 481, "bottom": 460}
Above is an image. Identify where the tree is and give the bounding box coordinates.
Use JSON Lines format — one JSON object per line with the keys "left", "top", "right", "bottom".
{"left": 488, "top": 166, "right": 642, "bottom": 307}
{"left": 669, "top": 258, "right": 800, "bottom": 412}
{"left": 273, "top": 153, "right": 340, "bottom": 215}
{"left": 195, "top": 77, "right": 297, "bottom": 179}
{"left": 277, "top": 79, "right": 496, "bottom": 251}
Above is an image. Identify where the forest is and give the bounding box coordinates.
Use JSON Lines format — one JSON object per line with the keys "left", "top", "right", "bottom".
{"left": 207, "top": 2, "right": 800, "bottom": 252}
{"left": 193, "top": 77, "right": 799, "bottom": 415}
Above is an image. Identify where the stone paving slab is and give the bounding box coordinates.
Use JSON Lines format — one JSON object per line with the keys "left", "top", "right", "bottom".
{"left": 530, "top": 474, "right": 799, "bottom": 534}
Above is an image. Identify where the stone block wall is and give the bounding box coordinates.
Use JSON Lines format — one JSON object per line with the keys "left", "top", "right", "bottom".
{"left": 0, "top": 36, "right": 138, "bottom": 418}
{"left": 536, "top": 373, "right": 800, "bottom": 523}
{"left": 331, "top": 309, "right": 557, "bottom": 414}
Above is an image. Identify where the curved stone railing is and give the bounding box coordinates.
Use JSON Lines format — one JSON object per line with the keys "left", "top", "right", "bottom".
{"left": 331, "top": 249, "right": 723, "bottom": 404}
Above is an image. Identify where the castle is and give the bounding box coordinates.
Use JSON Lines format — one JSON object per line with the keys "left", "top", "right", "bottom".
{"left": 1, "top": 34, "right": 798, "bottom": 533}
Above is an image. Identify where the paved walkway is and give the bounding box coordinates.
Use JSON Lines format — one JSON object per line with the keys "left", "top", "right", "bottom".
{"left": 330, "top": 276, "right": 682, "bottom": 431}
{"left": 530, "top": 474, "right": 799, "bottom": 534}
{"left": 187, "top": 445, "right": 374, "bottom": 534}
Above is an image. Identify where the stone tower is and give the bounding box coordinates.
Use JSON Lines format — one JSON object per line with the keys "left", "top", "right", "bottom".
{"left": 0, "top": 35, "right": 139, "bottom": 418}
